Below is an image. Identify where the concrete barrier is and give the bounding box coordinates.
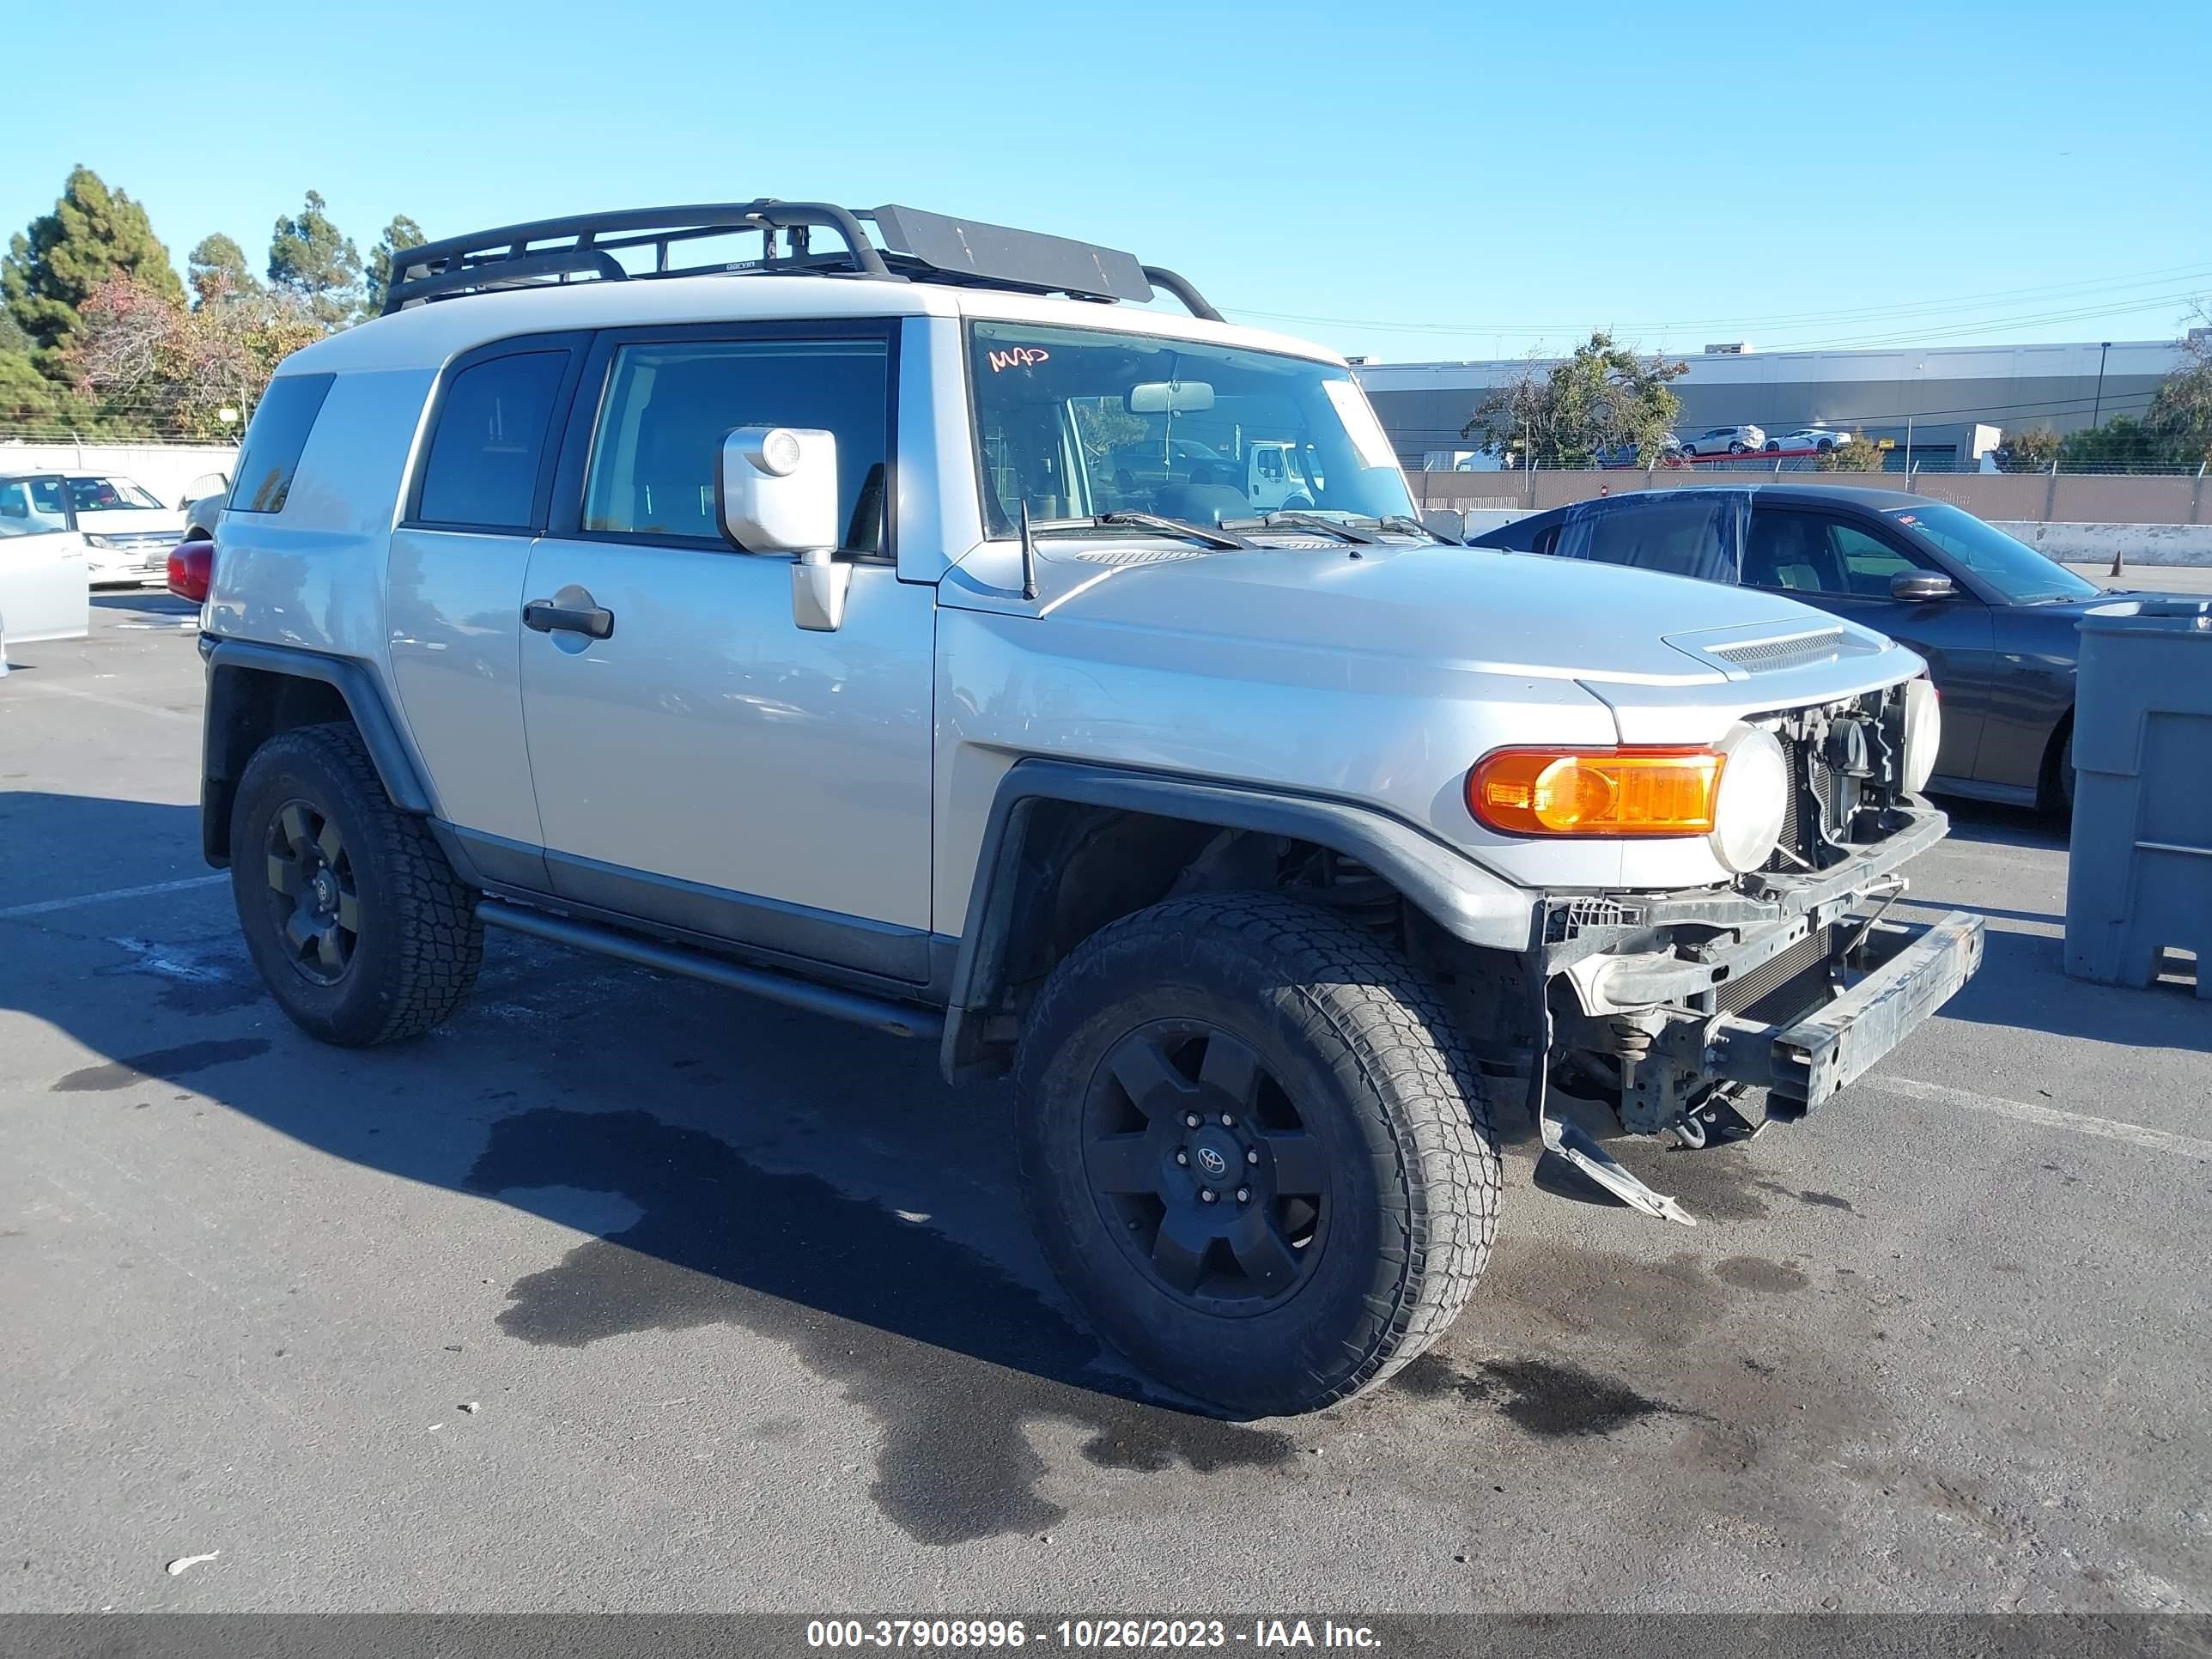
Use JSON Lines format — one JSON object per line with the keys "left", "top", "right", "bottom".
{"left": 1996, "top": 522, "right": 2212, "bottom": 568}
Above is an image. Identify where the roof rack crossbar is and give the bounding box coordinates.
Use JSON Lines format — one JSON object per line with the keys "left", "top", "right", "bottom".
{"left": 385, "top": 200, "right": 891, "bottom": 314}
{"left": 380, "top": 200, "right": 1221, "bottom": 323}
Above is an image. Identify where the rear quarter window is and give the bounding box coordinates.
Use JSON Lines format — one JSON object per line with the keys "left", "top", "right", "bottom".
{"left": 230, "top": 374, "right": 337, "bottom": 514}
{"left": 414, "top": 350, "right": 568, "bottom": 532}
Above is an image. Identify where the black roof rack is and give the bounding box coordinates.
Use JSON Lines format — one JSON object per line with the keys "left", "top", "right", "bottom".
{"left": 382, "top": 200, "right": 1222, "bottom": 322}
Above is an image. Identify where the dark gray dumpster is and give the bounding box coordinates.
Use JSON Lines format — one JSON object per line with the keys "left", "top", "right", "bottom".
{"left": 2063, "top": 599, "right": 2212, "bottom": 999}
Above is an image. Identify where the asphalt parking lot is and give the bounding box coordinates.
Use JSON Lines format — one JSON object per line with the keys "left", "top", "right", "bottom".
{"left": 3, "top": 586, "right": 2208, "bottom": 1616}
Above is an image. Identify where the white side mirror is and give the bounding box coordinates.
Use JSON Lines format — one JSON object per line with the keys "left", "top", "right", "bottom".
{"left": 717, "top": 426, "right": 848, "bottom": 632}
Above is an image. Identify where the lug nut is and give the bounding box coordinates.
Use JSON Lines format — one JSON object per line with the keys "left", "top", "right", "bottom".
{"left": 1200, "top": 1188, "right": 1218, "bottom": 1204}
{"left": 1184, "top": 1113, "right": 1202, "bottom": 1129}
{"left": 1175, "top": 1150, "right": 1188, "bottom": 1165}
{"left": 1245, "top": 1148, "right": 1261, "bottom": 1164}
{"left": 1235, "top": 1188, "right": 1250, "bottom": 1203}
{"left": 1220, "top": 1114, "right": 1236, "bottom": 1127}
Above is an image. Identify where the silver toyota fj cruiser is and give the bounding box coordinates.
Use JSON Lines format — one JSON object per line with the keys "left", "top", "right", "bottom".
{"left": 192, "top": 200, "right": 1983, "bottom": 1416}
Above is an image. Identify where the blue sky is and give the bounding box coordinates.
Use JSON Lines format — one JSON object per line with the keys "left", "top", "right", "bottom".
{"left": 11, "top": 0, "right": 2209, "bottom": 362}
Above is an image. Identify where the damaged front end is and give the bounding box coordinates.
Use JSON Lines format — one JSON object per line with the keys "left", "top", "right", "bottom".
{"left": 1479, "top": 689, "right": 1986, "bottom": 1224}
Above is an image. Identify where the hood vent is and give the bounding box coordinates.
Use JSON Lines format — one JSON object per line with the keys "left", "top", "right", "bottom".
{"left": 1707, "top": 627, "right": 1847, "bottom": 674}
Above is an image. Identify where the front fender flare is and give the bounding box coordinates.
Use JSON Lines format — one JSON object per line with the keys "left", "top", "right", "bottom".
{"left": 939, "top": 759, "right": 1537, "bottom": 1082}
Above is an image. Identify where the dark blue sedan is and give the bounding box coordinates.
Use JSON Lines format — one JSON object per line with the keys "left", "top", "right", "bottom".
{"left": 1468, "top": 484, "right": 2183, "bottom": 811}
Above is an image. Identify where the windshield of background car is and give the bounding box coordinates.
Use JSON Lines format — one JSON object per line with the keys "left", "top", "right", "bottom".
{"left": 65, "top": 475, "right": 163, "bottom": 511}
{"left": 967, "top": 320, "right": 1415, "bottom": 535}
{"left": 1885, "top": 503, "right": 2100, "bottom": 604}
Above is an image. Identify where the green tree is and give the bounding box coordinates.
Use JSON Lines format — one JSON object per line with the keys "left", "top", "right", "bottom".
{"left": 0, "top": 346, "right": 64, "bottom": 433}
{"left": 360, "top": 214, "right": 426, "bottom": 319}
{"left": 2060, "top": 416, "right": 2191, "bottom": 474}
{"left": 188, "top": 234, "right": 260, "bottom": 307}
{"left": 1994, "top": 427, "right": 2061, "bottom": 471}
{"left": 2, "top": 166, "right": 183, "bottom": 368}
{"left": 1817, "top": 433, "right": 1887, "bottom": 472}
{"left": 2145, "top": 316, "right": 2212, "bottom": 467}
{"left": 267, "top": 191, "right": 362, "bottom": 328}
{"left": 1462, "top": 331, "right": 1687, "bottom": 468}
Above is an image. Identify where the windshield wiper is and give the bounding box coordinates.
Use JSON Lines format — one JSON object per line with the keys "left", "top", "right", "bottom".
{"left": 1223, "top": 512, "right": 1381, "bottom": 544}
{"left": 1376, "top": 514, "right": 1453, "bottom": 544}
{"left": 1031, "top": 512, "right": 1252, "bottom": 550}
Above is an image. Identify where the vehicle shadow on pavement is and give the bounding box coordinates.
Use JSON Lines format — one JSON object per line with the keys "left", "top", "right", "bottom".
{"left": 2, "top": 791, "right": 1305, "bottom": 1546}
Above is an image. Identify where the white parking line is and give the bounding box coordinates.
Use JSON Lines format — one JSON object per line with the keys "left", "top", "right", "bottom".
{"left": 0, "top": 874, "right": 227, "bottom": 921}
{"left": 3, "top": 680, "right": 197, "bottom": 723}
{"left": 1876, "top": 1073, "right": 2212, "bottom": 1160}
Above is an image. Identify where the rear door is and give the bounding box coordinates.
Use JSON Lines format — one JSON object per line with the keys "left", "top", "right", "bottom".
{"left": 516, "top": 321, "right": 938, "bottom": 981}
{"left": 0, "top": 477, "right": 88, "bottom": 643}
{"left": 1743, "top": 504, "right": 1992, "bottom": 784}
{"left": 385, "top": 335, "right": 586, "bottom": 885}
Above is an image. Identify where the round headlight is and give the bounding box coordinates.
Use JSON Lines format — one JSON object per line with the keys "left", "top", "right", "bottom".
{"left": 1711, "top": 726, "right": 1790, "bottom": 873}
{"left": 1903, "top": 677, "right": 1942, "bottom": 794}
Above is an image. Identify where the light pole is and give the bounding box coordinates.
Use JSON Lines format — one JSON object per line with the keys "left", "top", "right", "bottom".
{"left": 1903, "top": 362, "right": 1923, "bottom": 476}
{"left": 2091, "top": 341, "right": 2112, "bottom": 429}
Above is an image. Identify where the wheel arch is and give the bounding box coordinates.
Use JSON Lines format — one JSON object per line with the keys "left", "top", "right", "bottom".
{"left": 2039, "top": 702, "right": 2076, "bottom": 811}
{"left": 200, "top": 641, "right": 434, "bottom": 867}
{"left": 938, "top": 760, "right": 1535, "bottom": 1085}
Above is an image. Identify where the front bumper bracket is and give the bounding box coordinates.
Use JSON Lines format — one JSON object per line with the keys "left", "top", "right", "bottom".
{"left": 1704, "top": 909, "right": 1985, "bottom": 1109}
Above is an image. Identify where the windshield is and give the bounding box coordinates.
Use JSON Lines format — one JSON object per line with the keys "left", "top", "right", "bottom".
{"left": 968, "top": 320, "right": 1413, "bottom": 535}
{"left": 66, "top": 475, "right": 164, "bottom": 512}
{"left": 1884, "top": 503, "right": 2100, "bottom": 604}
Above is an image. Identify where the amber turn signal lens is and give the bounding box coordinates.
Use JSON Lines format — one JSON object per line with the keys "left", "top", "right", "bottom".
{"left": 1466, "top": 747, "right": 1725, "bottom": 836}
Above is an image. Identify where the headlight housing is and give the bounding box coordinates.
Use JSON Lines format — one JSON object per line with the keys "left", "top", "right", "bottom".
{"left": 1710, "top": 726, "right": 1790, "bottom": 873}
{"left": 1902, "top": 677, "right": 1942, "bottom": 794}
{"left": 1466, "top": 747, "right": 1723, "bottom": 836}
{"left": 82, "top": 533, "right": 118, "bottom": 550}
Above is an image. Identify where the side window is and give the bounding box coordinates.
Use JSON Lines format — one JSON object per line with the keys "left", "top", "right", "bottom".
{"left": 230, "top": 373, "right": 336, "bottom": 514}
{"left": 1255, "top": 447, "right": 1285, "bottom": 483}
{"left": 1742, "top": 510, "right": 1933, "bottom": 596}
{"left": 1743, "top": 509, "right": 1844, "bottom": 592}
{"left": 0, "top": 479, "right": 69, "bottom": 537}
{"left": 581, "top": 337, "right": 890, "bottom": 552}
{"left": 416, "top": 350, "right": 568, "bottom": 532}
{"left": 1829, "top": 522, "right": 1932, "bottom": 597}
{"left": 1574, "top": 498, "right": 1735, "bottom": 582}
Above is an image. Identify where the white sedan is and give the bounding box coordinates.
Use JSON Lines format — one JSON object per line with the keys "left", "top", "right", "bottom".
{"left": 59, "top": 473, "right": 189, "bottom": 585}
{"left": 0, "top": 473, "right": 92, "bottom": 659}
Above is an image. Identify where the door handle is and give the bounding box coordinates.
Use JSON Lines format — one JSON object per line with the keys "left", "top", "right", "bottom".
{"left": 522, "top": 597, "right": 615, "bottom": 640}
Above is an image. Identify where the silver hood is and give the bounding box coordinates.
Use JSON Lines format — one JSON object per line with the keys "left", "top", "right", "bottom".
{"left": 1000, "top": 539, "right": 1863, "bottom": 688}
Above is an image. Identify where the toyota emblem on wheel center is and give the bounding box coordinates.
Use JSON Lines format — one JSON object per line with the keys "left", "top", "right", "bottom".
{"left": 1195, "top": 1146, "right": 1229, "bottom": 1178}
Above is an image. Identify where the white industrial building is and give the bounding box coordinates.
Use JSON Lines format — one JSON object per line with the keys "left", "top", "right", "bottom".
{"left": 1352, "top": 336, "right": 2192, "bottom": 471}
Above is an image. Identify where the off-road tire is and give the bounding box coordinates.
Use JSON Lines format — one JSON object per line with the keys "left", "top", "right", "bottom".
{"left": 229, "top": 722, "right": 483, "bottom": 1046}
{"left": 1014, "top": 892, "right": 1500, "bottom": 1418}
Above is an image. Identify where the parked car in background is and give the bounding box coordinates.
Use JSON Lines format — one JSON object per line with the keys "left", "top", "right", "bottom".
{"left": 1765, "top": 428, "right": 1844, "bottom": 454}
{"left": 56, "top": 474, "right": 189, "bottom": 585}
{"left": 0, "top": 472, "right": 92, "bottom": 647}
{"left": 1677, "top": 424, "right": 1765, "bottom": 458}
{"left": 1468, "top": 484, "right": 2189, "bottom": 811}
{"left": 181, "top": 483, "right": 228, "bottom": 543}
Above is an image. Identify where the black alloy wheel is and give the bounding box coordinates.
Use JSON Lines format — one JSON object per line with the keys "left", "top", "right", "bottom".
{"left": 262, "top": 799, "right": 360, "bottom": 983}
{"left": 1085, "top": 1021, "right": 1328, "bottom": 1315}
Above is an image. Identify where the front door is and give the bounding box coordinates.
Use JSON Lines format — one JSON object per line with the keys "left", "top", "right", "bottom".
{"left": 518, "top": 324, "right": 937, "bottom": 982}
{"left": 0, "top": 477, "right": 89, "bottom": 643}
{"left": 1744, "top": 505, "right": 1994, "bottom": 785}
